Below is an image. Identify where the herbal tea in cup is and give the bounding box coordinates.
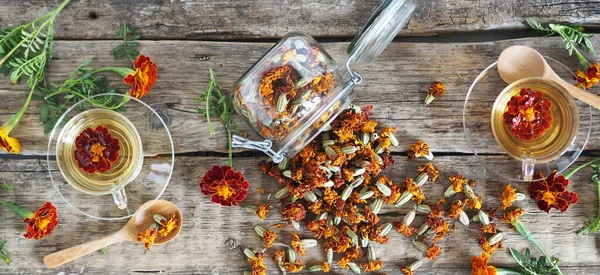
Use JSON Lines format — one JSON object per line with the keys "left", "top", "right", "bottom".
{"left": 491, "top": 77, "right": 579, "bottom": 180}
{"left": 55, "top": 109, "right": 144, "bottom": 209}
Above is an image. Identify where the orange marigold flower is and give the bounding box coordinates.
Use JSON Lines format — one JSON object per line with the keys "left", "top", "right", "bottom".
{"left": 255, "top": 203, "right": 269, "bottom": 220}
{"left": 430, "top": 203, "right": 445, "bottom": 217}
{"left": 402, "top": 267, "right": 415, "bottom": 275}
{"left": 306, "top": 220, "right": 335, "bottom": 238}
{"left": 503, "top": 87, "right": 552, "bottom": 141}
{"left": 408, "top": 140, "right": 433, "bottom": 160}
{"left": 466, "top": 195, "right": 483, "bottom": 210}
{"left": 200, "top": 165, "right": 249, "bottom": 206}
{"left": 283, "top": 260, "right": 305, "bottom": 273}
{"left": 259, "top": 65, "right": 292, "bottom": 100}
{"left": 425, "top": 81, "right": 446, "bottom": 105}
{"left": 363, "top": 206, "right": 379, "bottom": 224}
{"left": 418, "top": 163, "right": 439, "bottom": 182}
{"left": 529, "top": 170, "right": 579, "bottom": 213}
{"left": 282, "top": 202, "right": 306, "bottom": 222}
{"left": 405, "top": 178, "right": 425, "bottom": 204}
{"left": 248, "top": 252, "right": 267, "bottom": 275}
{"left": 0, "top": 128, "right": 21, "bottom": 154}
{"left": 290, "top": 232, "right": 306, "bottom": 256}
{"left": 385, "top": 184, "right": 402, "bottom": 204}
{"left": 22, "top": 202, "right": 58, "bottom": 240}
{"left": 499, "top": 208, "right": 525, "bottom": 227}
{"left": 447, "top": 200, "right": 465, "bottom": 220}
{"left": 138, "top": 228, "right": 158, "bottom": 250}
{"left": 394, "top": 222, "right": 417, "bottom": 237}
{"left": 320, "top": 262, "right": 331, "bottom": 272}
{"left": 478, "top": 234, "right": 503, "bottom": 254}
{"left": 426, "top": 245, "right": 442, "bottom": 260}
{"left": 480, "top": 223, "right": 497, "bottom": 234}
{"left": 361, "top": 120, "right": 378, "bottom": 133}
{"left": 500, "top": 184, "right": 518, "bottom": 209}
{"left": 123, "top": 55, "right": 158, "bottom": 99}
{"left": 263, "top": 229, "right": 277, "bottom": 248}
{"left": 574, "top": 63, "right": 600, "bottom": 89}
{"left": 256, "top": 188, "right": 265, "bottom": 194}
{"left": 158, "top": 213, "right": 178, "bottom": 237}
{"left": 74, "top": 125, "right": 121, "bottom": 174}
{"left": 380, "top": 127, "right": 396, "bottom": 137}
{"left": 449, "top": 173, "right": 468, "bottom": 192}
{"left": 337, "top": 257, "right": 352, "bottom": 269}
{"left": 472, "top": 252, "right": 497, "bottom": 275}
{"left": 273, "top": 250, "right": 285, "bottom": 262}
{"left": 361, "top": 260, "right": 383, "bottom": 272}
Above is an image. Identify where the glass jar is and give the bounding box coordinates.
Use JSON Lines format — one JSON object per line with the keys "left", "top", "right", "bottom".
{"left": 232, "top": 0, "right": 416, "bottom": 162}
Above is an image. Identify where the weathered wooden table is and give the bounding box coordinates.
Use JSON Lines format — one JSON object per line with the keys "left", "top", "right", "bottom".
{"left": 1, "top": 1, "right": 600, "bottom": 274}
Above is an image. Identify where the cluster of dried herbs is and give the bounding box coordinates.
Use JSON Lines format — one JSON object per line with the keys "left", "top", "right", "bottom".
{"left": 137, "top": 213, "right": 178, "bottom": 250}
{"left": 233, "top": 36, "right": 336, "bottom": 142}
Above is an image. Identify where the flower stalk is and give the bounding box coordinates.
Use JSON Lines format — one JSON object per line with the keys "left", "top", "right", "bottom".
{"left": 512, "top": 219, "right": 562, "bottom": 275}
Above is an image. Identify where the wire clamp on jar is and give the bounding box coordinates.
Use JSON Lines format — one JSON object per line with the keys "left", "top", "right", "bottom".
{"left": 231, "top": 135, "right": 285, "bottom": 163}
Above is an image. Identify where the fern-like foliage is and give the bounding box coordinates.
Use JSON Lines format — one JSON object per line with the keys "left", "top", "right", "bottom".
{"left": 111, "top": 24, "right": 141, "bottom": 61}
{"left": 510, "top": 248, "right": 561, "bottom": 275}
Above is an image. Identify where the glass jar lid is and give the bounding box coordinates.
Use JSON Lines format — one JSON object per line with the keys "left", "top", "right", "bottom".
{"left": 347, "top": 0, "right": 416, "bottom": 63}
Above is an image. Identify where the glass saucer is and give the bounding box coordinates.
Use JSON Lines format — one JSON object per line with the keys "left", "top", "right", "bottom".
{"left": 463, "top": 56, "right": 592, "bottom": 182}
{"left": 47, "top": 94, "right": 174, "bottom": 220}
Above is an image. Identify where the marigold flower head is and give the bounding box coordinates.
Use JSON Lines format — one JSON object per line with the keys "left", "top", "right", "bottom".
{"left": 124, "top": 55, "right": 158, "bottom": 99}
{"left": 447, "top": 200, "right": 465, "bottom": 220}
{"left": 574, "top": 63, "right": 600, "bottom": 89}
{"left": 200, "top": 165, "right": 249, "bottom": 206}
{"left": 248, "top": 252, "right": 267, "bottom": 275}
{"left": 138, "top": 228, "right": 158, "bottom": 250}
{"left": 255, "top": 203, "right": 269, "bottom": 220}
{"left": 158, "top": 213, "right": 178, "bottom": 237}
{"left": 283, "top": 260, "right": 305, "bottom": 272}
{"left": 471, "top": 252, "right": 497, "bottom": 275}
{"left": 402, "top": 267, "right": 415, "bottom": 275}
{"left": 74, "top": 126, "right": 120, "bottom": 174}
{"left": 363, "top": 206, "right": 380, "bottom": 224}
{"left": 273, "top": 250, "right": 285, "bottom": 262}
{"left": 0, "top": 128, "right": 21, "bottom": 154}
{"left": 394, "top": 222, "right": 417, "bottom": 237}
{"left": 499, "top": 208, "right": 525, "bottom": 225}
{"left": 478, "top": 234, "right": 503, "bottom": 254}
{"left": 503, "top": 87, "right": 552, "bottom": 141}
{"left": 380, "top": 127, "right": 396, "bottom": 137}
{"left": 23, "top": 202, "right": 58, "bottom": 240}
{"left": 320, "top": 262, "right": 331, "bottom": 272}
{"left": 425, "top": 81, "right": 446, "bottom": 105}
{"left": 426, "top": 245, "right": 442, "bottom": 260}
{"left": 290, "top": 232, "right": 306, "bottom": 256}
{"left": 361, "top": 260, "right": 383, "bottom": 272}
{"left": 480, "top": 223, "right": 497, "bottom": 234}
{"left": 263, "top": 229, "right": 277, "bottom": 248}
{"left": 408, "top": 140, "right": 432, "bottom": 159}
{"left": 529, "top": 170, "right": 579, "bottom": 213}
{"left": 361, "top": 120, "right": 378, "bottom": 133}
{"left": 418, "top": 163, "right": 439, "bottom": 182}
{"left": 337, "top": 257, "right": 352, "bottom": 269}
{"left": 282, "top": 203, "right": 307, "bottom": 222}
{"left": 449, "top": 173, "right": 468, "bottom": 192}
{"left": 500, "top": 184, "right": 518, "bottom": 210}
{"left": 466, "top": 195, "right": 483, "bottom": 210}
{"left": 405, "top": 178, "right": 425, "bottom": 204}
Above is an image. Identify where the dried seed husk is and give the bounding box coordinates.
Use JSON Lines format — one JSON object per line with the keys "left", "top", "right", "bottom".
{"left": 372, "top": 151, "right": 383, "bottom": 164}
{"left": 283, "top": 170, "right": 292, "bottom": 178}
{"left": 463, "top": 184, "right": 476, "bottom": 199}
{"left": 489, "top": 232, "right": 504, "bottom": 246}
{"left": 403, "top": 210, "right": 416, "bottom": 226}
{"left": 277, "top": 94, "right": 289, "bottom": 113}
{"left": 516, "top": 193, "right": 526, "bottom": 201}
{"left": 444, "top": 185, "right": 456, "bottom": 198}
{"left": 348, "top": 262, "right": 361, "bottom": 274}
{"left": 304, "top": 191, "right": 318, "bottom": 202}
{"left": 295, "top": 54, "right": 308, "bottom": 63}
{"left": 388, "top": 133, "right": 399, "bottom": 147}
{"left": 318, "top": 165, "right": 331, "bottom": 173}
{"left": 396, "top": 191, "right": 414, "bottom": 207}
{"left": 353, "top": 168, "right": 366, "bottom": 176}
{"left": 309, "top": 265, "right": 323, "bottom": 272}
{"left": 371, "top": 198, "right": 383, "bottom": 214}
{"left": 415, "top": 204, "right": 432, "bottom": 214}
{"left": 417, "top": 224, "right": 429, "bottom": 236}
{"left": 246, "top": 109, "right": 257, "bottom": 124}
{"left": 153, "top": 213, "right": 167, "bottom": 224}
{"left": 459, "top": 211, "right": 470, "bottom": 226}
{"left": 367, "top": 245, "right": 376, "bottom": 262}
{"left": 318, "top": 212, "right": 329, "bottom": 221}
{"left": 327, "top": 248, "right": 333, "bottom": 264}
{"left": 325, "top": 146, "right": 337, "bottom": 158}
{"left": 341, "top": 146, "right": 359, "bottom": 154}
{"left": 478, "top": 210, "right": 490, "bottom": 226}
{"left": 409, "top": 260, "right": 423, "bottom": 272}
{"left": 353, "top": 160, "right": 371, "bottom": 168}
{"left": 374, "top": 145, "right": 384, "bottom": 155}
{"left": 301, "top": 239, "right": 318, "bottom": 248}
{"left": 288, "top": 59, "right": 304, "bottom": 71}
{"left": 415, "top": 173, "right": 429, "bottom": 187}
{"left": 376, "top": 182, "right": 392, "bottom": 197}
{"left": 371, "top": 132, "right": 379, "bottom": 142}
{"left": 149, "top": 222, "right": 159, "bottom": 231}
{"left": 346, "top": 229, "right": 359, "bottom": 245}
{"left": 287, "top": 248, "right": 296, "bottom": 263}
{"left": 293, "top": 39, "right": 306, "bottom": 50}
{"left": 425, "top": 151, "right": 434, "bottom": 160}
{"left": 242, "top": 205, "right": 258, "bottom": 213}
{"left": 424, "top": 94, "right": 436, "bottom": 105}
{"left": 350, "top": 176, "right": 364, "bottom": 188}
{"left": 254, "top": 225, "right": 267, "bottom": 237}
{"left": 290, "top": 195, "right": 299, "bottom": 203}
{"left": 278, "top": 157, "right": 289, "bottom": 170}
{"left": 413, "top": 241, "right": 429, "bottom": 252}
{"left": 323, "top": 180, "right": 335, "bottom": 187}
{"left": 358, "top": 190, "right": 375, "bottom": 200}
{"left": 275, "top": 187, "right": 289, "bottom": 199}
{"left": 350, "top": 104, "right": 362, "bottom": 114}
{"left": 381, "top": 222, "right": 393, "bottom": 236}
{"left": 321, "top": 123, "right": 332, "bottom": 131}
{"left": 341, "top": 185, "right": 354, "bottom": 201}
{"left": 334, "top": 216, "right": 342, "bottom": 225}
{"left": 295, "top": 76, "right": 312, "bottom": 88}
{"left": 361, "top": 237, "right": 369, "bottom": 248}
{"left": 329, "top": 166, "right": 340, "bottom": 173}
{"left": 291, "top": 220, "right": 301, "bottom": 230}
{"left": 244, "top": 248, "right": 255, "bottom": 259}
{"left": 361, "top": 132, "right": 370, "bottom": 145}
{"left": 472, "top": 215, "right": 481, "bottom": 222}
{"left": 271, "top": 53, "right": 283, "bottom": 63}
{"left": 314, "top": 188, "right": 324, "bottom": 197}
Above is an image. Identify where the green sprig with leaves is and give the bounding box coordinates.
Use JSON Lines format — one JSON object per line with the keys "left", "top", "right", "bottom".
{"left": 578, "top": 163, "right": 600, "bottom": 234}
{"left": 197, "top": 69, "right": 238, "bottom": 166}
{"left": 0, "top": 240, "right": 11, "bottom": 266}
{"left": 1, "top": 182, "right": 13, "bottom": 192}
{"left": 510, "top": 248, "right": 561, "bottom": 275}
{"left": 111, "top": 25, "right": 141, "bottom": 61}
{"left": 525, "top": 18, "right": 595, "bottom": 68}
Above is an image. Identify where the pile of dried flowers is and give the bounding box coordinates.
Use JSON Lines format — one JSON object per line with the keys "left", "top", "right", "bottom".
{"left": 137, "top": 212, "right": 179, "bottom": 250}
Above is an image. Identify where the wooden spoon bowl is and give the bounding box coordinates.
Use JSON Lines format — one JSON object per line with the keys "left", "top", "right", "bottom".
{"left": 43, "top": 200, "right": 182, "bottom": 269}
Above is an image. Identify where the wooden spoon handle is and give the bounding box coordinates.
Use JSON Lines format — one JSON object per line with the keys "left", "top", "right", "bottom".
{"left": 555, "top": 77, "right": 600, "bottom": 110}
{"left": 43, "top": 231, "right": 129, "bottom": 268}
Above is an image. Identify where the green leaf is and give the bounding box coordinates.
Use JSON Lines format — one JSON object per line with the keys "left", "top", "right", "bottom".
{"left": 1, "top": 183, "right": 13, "bottom": 191}
{"left": 39, "top": 102, "right": 49, "bottom": 123}
{"left": 111, "top": 24, "right": 141, "bottom": 61}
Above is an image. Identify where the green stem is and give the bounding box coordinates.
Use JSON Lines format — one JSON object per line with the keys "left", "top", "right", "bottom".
{"left": 564, "top": 158, "right": 600, "bottom": 179}
{"left": 51, "top": 0, "right": 71, "bottom": 18}
{"left": 0, "top": 200, "right": 34, "bottom": 219}
{"left": 0, "top": 83, "right": 35, "bottom": 132}
{"left": 91, "top": 67, "right": 135, "bottom": 77}
{"left": 205, "top": 69, "right": 215, "bottom": 135}
{"left": 226, "top": 127, "right": 232, "bottom": 166}
{"left": 514, "top": 220, "right": 562, "bottom": 275}
{"left": 495, "top": 267, "right": 520, "bottom": 275}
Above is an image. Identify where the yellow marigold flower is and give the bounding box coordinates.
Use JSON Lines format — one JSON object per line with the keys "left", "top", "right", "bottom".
{"left": 402, "top": 267, "right": 415, "bottom": 275}
{"left": 466, "top": 195, "right": 483, "bottom": 210}
{"left": 471, "top": 252, "right": 497, "bottom": 275}
{"left": 337, "top": 257, "right": 351, "bottom": 269}
{"left": 361, "top": 120, "right": 378, "bottom": 133}
{"left": 248, "top": 252, "right": 267, "bottom": 275}
{"left": 500, "top": 184, "right": 518, "bottom": 209}
{"left": 425, "top": 81, "right": 446, "bottom": 105}
{"left": 290, "top": 232, "right": 306, "bottom": 256}
{"left": 426, "top": 245, "right": 442, "bottom": 260}
{"left": 283, "top": 49, "right": 297, "bottom": 63}
{"left": 263, "top": 229, "right": 277, "bottom": 248}
{"left": 361, "top": 260, "right": 383, "bottom": 272}
{"left": 320, "top": 262, "right": 331, "bottom": 272}
{"left": 499, "top": 208, "right": 525, "bottom": 225}
{"left": 480, "top": 223, "right": 497, "bottom": 234}
{"left": 380, "top": 127, "right": 396, "bottom": 137}
{"left": 273, "top": 250, "right": 285, "bottom": 262}
{"left": 0, "top": 89, "right": 34, "bottom": 154}
{"left": 255, "top": 203, "right": 269, "bottom": 220}
{"left": 447, "top": 200, "right": 465, "bottom": 220}
{"left": 449, "top": 174, "right": 468, "bottom": 192}
{"left": 574, "top": 63, "right": 600, "bottom": 89}
{"left": 405, "top": 178, "right": 425, "bottom": 204}
{"left": 478, "top": 234, "right": 503, "bottom": 255}
{"left": 137, "top": 228, "right": 158, "bottom": 250}
{"left": 417, "top": 163, "right": 439, "bottom": 182}
{"left": 408, "top": 140, "right": 433, "bottom": 160}
{"left": 158, "top": 213, "right": 178, "bottom": 237}
{"left": 394, "top": 222, "right": 417, "bottom": 237}
{"left": 283, "top": 260, "right": 305, "bottom": 272}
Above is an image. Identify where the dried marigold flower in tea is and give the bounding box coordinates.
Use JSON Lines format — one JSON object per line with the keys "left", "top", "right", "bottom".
{"left": 281, "top": 203, "right": 306, "bottom": 222}
{"left": 529, "top": 170, "right": 579, "bottom": 213}
{"left": 283, "top": 259, "right": 305, "bottom": 272}
{"left": 200, "top": 165, "right": 249, "bottom": 206}
{"left": 503, "top": 87, "right": 552, "bottom": 141}
{"left": 424, "top": 81, "right": 446, "bottom": 105}
{"left": 74, "top": 125, "right": 120, "bottom": 174}
{"left": 574, "top": 63, "right": 600, "bottom": 89}
{"left": 417, "top": 163, "right": 439, "bottom": 182}
{"left": 471, "top": 252, "right": 497, "bottom": 275}
{"left": 480, "top": 223, "right": 497, "bottom": 234}
{"left": 290, "top": 232, "right": 306, "bottom": 256}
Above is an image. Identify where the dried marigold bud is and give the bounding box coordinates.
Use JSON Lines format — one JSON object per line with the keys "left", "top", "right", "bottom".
{"left": 424, "top": 81, "right": 446, "bottom": 105}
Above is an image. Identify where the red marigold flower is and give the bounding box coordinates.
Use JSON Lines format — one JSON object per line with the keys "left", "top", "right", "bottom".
{"left": 123, "top": 55, "right": 158, "bottom": 99}
{"left": 574, "top": 63, "right": 600, "bottom": 89}
{"left": 503, "top": 87, "right": 552, "bottom": 141}
{"left": 529, "top": 170, "right": 579, "bottom": 213}
{"left": 23, "top": 202, "right": 58, "bottom": 240}
{"left": 74, "top": 125, "right": 120, "bottom": 174}
{"left": 200, "top": 165, "right": 249, "bottom": 206}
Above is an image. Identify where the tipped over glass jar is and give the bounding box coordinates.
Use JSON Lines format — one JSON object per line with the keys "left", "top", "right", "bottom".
{"left": 231, "top": 0, "right": 417, "bottom": 162}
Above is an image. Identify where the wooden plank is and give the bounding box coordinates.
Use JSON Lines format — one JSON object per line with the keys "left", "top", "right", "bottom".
{"left": 1, "top": 36, "right": 598, "bottom": 156}
{"left": 1, "top": 0, "right": 599, "bottom": 40}
{"left": 0, "top": 155, "right": 599, "bottom": 273}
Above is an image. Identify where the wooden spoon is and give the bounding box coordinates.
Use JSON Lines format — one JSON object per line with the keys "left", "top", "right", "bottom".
{"left": 43, "top": 200, "right": 182, "bottom": 269}
{"left": 497, "top": 45, "right": 600, "bottom": 110}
